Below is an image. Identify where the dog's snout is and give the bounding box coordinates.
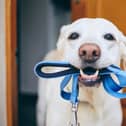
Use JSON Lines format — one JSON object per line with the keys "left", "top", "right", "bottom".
{"left": 79, "top": 43, "right": 101, "bottom": 63}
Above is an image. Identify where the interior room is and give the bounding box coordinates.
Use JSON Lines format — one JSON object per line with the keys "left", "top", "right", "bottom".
{"left": 17, "top": 0, "right": 71, "bottom": 126}
{"left": 2, "top": 0, "right": 126, "bottom": 126}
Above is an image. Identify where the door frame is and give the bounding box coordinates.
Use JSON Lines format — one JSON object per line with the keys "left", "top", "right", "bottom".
{"left": 5, "top": 0, "right": 18, "bottom": 126}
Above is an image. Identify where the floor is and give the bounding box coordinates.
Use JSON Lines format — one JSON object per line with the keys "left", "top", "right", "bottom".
{"left": 18, "top": 94, "right": 38, "bottom": 126}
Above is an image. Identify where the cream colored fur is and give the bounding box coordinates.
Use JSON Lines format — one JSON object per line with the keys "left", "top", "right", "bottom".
{"left": 37, "top": 18, "right": 126, "bottom": 126}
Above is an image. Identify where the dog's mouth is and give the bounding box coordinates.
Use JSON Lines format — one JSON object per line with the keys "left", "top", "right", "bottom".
{"left": 79, "top": 67, "right": 101, "bottom": 87}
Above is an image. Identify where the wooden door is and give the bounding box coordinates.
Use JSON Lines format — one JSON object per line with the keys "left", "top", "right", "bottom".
{"left": 71, "top": 0, "right": 126, "bottom": 125}
{"left": 6, "top": 0, "right": 18, "bottom": 126}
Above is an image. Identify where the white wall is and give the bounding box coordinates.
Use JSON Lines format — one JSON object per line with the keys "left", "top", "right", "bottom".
{"left": 19, "top": 0, "right": 71, "bottom": 94}
{"left": 0, "top": 0, "right": 7, "bottom": 125}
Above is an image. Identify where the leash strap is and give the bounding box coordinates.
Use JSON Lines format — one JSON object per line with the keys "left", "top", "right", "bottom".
{"left": 34, "top": 61, "right": 126, "bottom": 103}
{"left": 34, "top": 61, "right": 78, "bottom": 78}
{"left": 34, "top": 61, "right": 79, "bottom": 104}
{"left": 102, "top": 65, "right": 126, "bottom": 98}
{"left": 60, "top": 74, "right": 79, "bottom": 104}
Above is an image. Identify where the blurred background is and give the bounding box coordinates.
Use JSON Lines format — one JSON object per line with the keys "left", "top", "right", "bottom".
{"left": 17, "top": 0, "right": 71, "bottom": 126}
{"left": 3, "top": 0, "right": 126, "bottom": 126}
{"left": 17, "top": 0, "right": 126, "bottom": 126}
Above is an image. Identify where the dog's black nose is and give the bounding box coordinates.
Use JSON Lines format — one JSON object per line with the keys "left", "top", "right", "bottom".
{"left": 79, "top": 43, "right": 101, "bottom": 63}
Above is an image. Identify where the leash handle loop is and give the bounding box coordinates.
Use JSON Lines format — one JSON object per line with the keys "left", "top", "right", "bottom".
{"left": 34, "top": 61, "right": 79, "bottom": 78}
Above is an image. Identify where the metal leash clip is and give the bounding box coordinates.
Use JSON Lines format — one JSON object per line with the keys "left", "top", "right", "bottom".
{"left": 69, "top": 103, "right": 80, "bottom": 126}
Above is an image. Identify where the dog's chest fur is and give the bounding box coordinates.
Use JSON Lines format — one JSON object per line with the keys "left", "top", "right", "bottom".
{"left": 45, "top": 76, "right": 121, "bottom": 126}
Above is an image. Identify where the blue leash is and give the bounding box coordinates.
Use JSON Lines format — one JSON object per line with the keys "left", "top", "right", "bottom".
{"left": 34, "top": 61, "right": 126, "bottom": 104}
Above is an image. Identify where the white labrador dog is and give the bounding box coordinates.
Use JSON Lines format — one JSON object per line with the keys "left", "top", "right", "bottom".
{"left": 37, "top": 18, "right": 126, "bottom": 126}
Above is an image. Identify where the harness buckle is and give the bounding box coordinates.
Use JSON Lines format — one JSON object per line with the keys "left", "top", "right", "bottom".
{"left": 69, "top": 103, "right": 80, "bottom": 126}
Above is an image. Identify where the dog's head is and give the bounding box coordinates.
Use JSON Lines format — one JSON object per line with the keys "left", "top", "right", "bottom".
{"left": 57, "top": 18, "right": 126, "bottom": 69}
{"left": 57, "top": 18, "right": 126, "bottom": 87}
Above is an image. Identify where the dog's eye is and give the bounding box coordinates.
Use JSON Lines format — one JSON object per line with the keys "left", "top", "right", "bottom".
{"left": 104, "top": 33, "right": 116, "bottom": 41}
{"left": 68, "top": 32, "right": 80, "bottom": 40}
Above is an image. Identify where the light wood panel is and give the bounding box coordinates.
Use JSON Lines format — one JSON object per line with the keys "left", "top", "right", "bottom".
{"left": 96, "top": 0, "right": 126, "bottom": 34}
{"left": 5, "top": 0, "right": 18, "bottom": 126}
{"left": 71, "top": 0, "right": 86, "bottom": 21}
{"left": 71, "top": 0, "right": 98, "bottom": 21}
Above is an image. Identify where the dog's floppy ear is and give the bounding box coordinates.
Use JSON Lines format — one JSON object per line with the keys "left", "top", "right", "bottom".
{"left": 57, "top": 25, "right": 70, "bottom": 51}
{"left": 119, "top": 33, "right": 126, "bottom": 69}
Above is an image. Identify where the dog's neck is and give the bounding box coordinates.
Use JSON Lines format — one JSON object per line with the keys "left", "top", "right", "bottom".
{"left": 78, "top": 83, "right": 108, "bottom": 108}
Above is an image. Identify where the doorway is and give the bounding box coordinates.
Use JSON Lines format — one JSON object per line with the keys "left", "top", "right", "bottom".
{"left": 17, "top": 0, "right": 71, "bottom": 126}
